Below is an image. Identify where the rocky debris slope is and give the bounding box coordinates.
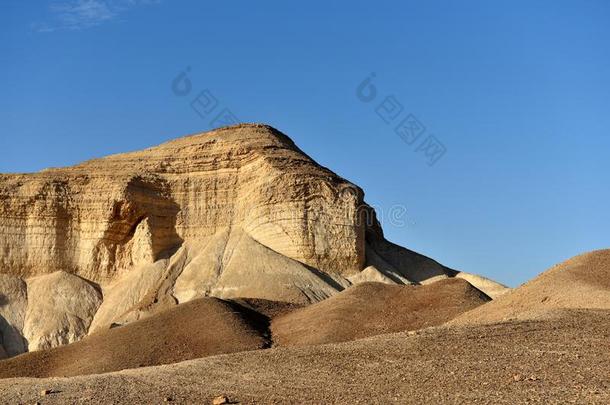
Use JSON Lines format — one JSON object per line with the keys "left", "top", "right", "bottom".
{"left": 271, "top": 278, "right": 490, "bottom": 346}
{"left": 451, "top": 249, "right": 610, "bottom": 325}
{"left": 0, "top": 124, "right": 506, "bottom": 356}
{"left": 0, "top": 297, "right": 268, "bottom": 378}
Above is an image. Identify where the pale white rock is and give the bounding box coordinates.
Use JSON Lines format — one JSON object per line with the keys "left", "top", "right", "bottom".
{"left": 454, "top": 272, "right": 510, "bottom": 299}
{"left": 0, "top": 273, "right": 28, "bottom": 356}
{"left": 174, "top": 228, "right": 343, "bottom": 305}
{"left": 23, "top": 271, "right": 102, "bottom": 351}
{"left": 127, "top": 217, "right": 157, "bottom": 267}
{"left": 172, "top": 229, "right": 232, "bottom": 303}
{"left": 89, "top": 260, "right": 168, "bottom": 332}
{"left": 347, "top": 265, "right": 399, "bottom": 285}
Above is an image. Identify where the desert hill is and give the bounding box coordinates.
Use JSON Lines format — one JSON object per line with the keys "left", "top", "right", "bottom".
{"left": 0, "top": 308, "right": 607, "bottom": 404}
{"left": 0, "top": 297, "right": 267, "bottom": 378}
{"left": 272, "top": 278, "right": 490, "bottom": 346}
{"left": 0, "top": 124, "right": 507, "bottom": 357}
{"left": 452, "top": 249, "right": 610, "bottom": 325}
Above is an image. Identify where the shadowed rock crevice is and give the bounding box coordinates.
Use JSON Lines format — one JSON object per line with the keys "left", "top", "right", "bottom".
{"left": 95, "top": 175, "right": 183, "bottom": 281}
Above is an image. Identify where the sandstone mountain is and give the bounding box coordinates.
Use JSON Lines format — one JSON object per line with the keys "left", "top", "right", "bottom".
{"left": 451, "top": 249, "right": 610, "bottom": 325}
{"left": 0, "top": 124, "right": 507, "bottom": 357}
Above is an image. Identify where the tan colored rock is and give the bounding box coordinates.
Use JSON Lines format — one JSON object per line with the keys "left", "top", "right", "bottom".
{"left": 89, "top": 260, "right": 168, "bottom": 332}
{"left": 0, "top": 273, "right": 28, "bottom": 356}
{"left": 23, "top": 271, "right": 102, "bottom": 351}
{"left": 0, "top": 125, "right": 458, "bottom": 285}
{"left": 0, "top": 124, "right": 458, "bottom": 290}
{"left": 211, "top": 395, "right": 229, "bottom": 405}
{"left": 0, "top": 125, "right": 362, "bottom": 283}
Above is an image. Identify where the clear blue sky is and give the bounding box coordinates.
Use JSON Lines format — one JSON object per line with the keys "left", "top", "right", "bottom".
{"left": 2, "top": 1, "right": 609, "bottom": 286}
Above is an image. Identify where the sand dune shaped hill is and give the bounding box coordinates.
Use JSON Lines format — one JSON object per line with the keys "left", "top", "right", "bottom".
{"left": 271, "top": 278, "right": 490, "bottom": 347}
{"left": 0, "top": 278, "right": 490, "bottom": 378}
{"left": 451, "top": 249, "right": 610, "bottom": 325}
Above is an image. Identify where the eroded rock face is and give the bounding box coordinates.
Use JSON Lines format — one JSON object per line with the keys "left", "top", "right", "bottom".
{"left": 0, "top": 125, "right": 364, "bottom": 283}
{"left": 0, "top": 124, "right": 506, "bottom": 356}
{"left": 0, "top": 174, "right": 182, "bottom": 283}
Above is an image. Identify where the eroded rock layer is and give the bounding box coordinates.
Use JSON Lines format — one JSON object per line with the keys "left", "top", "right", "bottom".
{"left": 0, "top": 125, "right": 366, "bottom": 282}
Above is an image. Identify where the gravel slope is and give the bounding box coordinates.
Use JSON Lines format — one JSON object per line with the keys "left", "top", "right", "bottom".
{"left": 452, "top": 249, "right": 610, "bottom": 325}
{"left": 272, "top": 278, "right": 490, "bottom": 346}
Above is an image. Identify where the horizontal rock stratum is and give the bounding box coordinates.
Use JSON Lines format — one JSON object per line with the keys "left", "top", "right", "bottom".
{"left": 0, "top": 124, "right": 507, "bottom": 357}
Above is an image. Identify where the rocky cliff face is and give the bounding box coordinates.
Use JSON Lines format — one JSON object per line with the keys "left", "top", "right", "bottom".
{"left": 0, "top": 124, "right": 365, "bottom": 281}
{"left": 0, "top": 124, "right": 507, "bottom": 357}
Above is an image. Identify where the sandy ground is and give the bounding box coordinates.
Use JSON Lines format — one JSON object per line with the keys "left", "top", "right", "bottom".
{"left": 1, "top": 308, "right": 607, "bottom": 404}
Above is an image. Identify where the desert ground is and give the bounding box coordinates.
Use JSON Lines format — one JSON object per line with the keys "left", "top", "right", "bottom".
{"left": 0, "top": 309, "right": 608, "bottom": 404}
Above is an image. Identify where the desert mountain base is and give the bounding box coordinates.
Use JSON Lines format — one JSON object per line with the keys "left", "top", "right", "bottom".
{"left": 0, "top": 309, "right": 607, "bottom": 404}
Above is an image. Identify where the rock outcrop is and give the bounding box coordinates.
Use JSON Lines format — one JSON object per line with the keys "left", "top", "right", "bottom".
{"left": 0, "top": 124, "right": 506, "bottom": 356}
{"left": 0, "top": 274, "right": 27, "bottom": 357}
{"left": 23, "top": 271, "right": 102, "bottom": 351}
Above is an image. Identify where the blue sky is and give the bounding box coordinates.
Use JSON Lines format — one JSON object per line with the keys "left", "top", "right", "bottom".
{"left": 2, "top": 1, "right": 609, "bottom": 286}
